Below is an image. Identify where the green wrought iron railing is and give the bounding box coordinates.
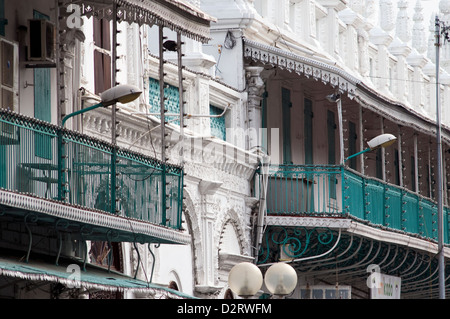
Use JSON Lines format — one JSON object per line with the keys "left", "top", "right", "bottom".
{"left": 259, "top": 164, "right": 450, "bottom": 244}
{"left": 0, "top": 110, "right": 183, "bottom": 230}
{"left": 262, "top": 164, "right": 343, "bottom": 216}
{"left": 343, "top": 169, "right": 448, "bottom": 243}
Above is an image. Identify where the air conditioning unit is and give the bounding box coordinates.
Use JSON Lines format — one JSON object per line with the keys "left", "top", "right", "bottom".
{"left": 27, "top": 19, "right": 55, "bottom": 66}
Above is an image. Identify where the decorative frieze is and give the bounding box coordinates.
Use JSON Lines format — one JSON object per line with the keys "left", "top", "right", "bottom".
{"left": 243, "top": 38, "right": 358, "bottom": 98}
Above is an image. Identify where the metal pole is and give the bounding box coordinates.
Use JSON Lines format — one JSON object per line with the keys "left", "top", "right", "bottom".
{"left": 435, "top": 15, "right": 445, "bottom": 300}
{"left": 159, "top": 26, "right": 167, "bottom": 225}
{"left": 337, "top": 98, "right": 344, "bottom": 165}
{"left": 177, "top": 32, "right": 185, "bottom": 228}
{"left": 111, "top": 2, "right": 118, "bottom": 215}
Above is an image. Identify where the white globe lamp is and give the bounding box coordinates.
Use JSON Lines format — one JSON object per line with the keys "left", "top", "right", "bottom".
{"left": 228, "top": 262, "right": 263, "bottom": 298}
{"left": 264, "top": 262, "right": 297, "bottom": 297}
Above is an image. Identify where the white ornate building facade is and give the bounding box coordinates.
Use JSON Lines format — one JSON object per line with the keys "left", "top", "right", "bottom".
{"left": 1, "top": 0, "right": 450, "bottom": 300}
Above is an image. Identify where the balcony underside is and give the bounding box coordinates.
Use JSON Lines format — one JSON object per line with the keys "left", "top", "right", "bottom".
{"left": 0, "top": 189, "right": 191, "bottom": 245}
{"left": 0, "top": 246, "right": 195, "bottom": 298}
{"left": 258, "top": 216, "right": 450, "bottom": 299}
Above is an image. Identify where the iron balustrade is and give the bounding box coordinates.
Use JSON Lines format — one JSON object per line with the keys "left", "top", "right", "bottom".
{"left": 262, "top": 164, "right": 343, "bottom": 216}
{"left": 258, "top": 164, "right": 450, "bottom": 244}
{"left": 0, "top": 110, "right": 183, "bottom": 230}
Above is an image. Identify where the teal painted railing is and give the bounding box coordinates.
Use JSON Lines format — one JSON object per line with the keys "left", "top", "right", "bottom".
{"left": 0, "top": 110, "right": 183, "bottom": 230}
{"left": 343, "top": 169, "right": 448, "bottom": 243}
{"left": 260, "top": 164, "right": 450, "bottom": 244}
{"left": 264, "top": 165, "right": 343, "bottom": 216}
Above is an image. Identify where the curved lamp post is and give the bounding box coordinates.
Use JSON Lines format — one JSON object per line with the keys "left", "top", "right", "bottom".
{"left": 345, "top": 133, "right": 397, "bottom": 162}
{"left": 58, "top": 84, "right": 142, "bottom": 202}
{"left": 228, "top": 262, "right": 297, "bottom": 298}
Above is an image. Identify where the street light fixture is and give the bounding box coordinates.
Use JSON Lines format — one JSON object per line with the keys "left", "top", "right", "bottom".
{"left": 264, "top": 262, "right": 298, "bottom": 297}
{"left": 58, "top": 84, "right": 142, "bottom": 202}
{"left": 61, "top": 84, "right": 142, "bottom": 127}
{"left": 228, "top": 262, "right": 297, "bottom": 298}
{"left": 345, "top": 133, "right": 397, "bottom": 162}
{"left": 228, "top": 262, "right": 263, "bottom": 298}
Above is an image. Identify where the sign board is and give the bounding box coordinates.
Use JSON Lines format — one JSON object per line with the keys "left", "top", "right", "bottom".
{"left": 369, "top": 272, "right": 401, "bottom": 299}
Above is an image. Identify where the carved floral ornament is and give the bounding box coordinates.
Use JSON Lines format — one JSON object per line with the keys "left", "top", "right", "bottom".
{"left": 243, "top": 38, "right": 358, "bottom": 99}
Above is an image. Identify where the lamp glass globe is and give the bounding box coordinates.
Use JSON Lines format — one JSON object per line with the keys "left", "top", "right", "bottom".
{"left": 228, "top": 262, "right": 263, "bottom": 297}
{"left": 264, "top": 262, "right": 298, "bottom": 296}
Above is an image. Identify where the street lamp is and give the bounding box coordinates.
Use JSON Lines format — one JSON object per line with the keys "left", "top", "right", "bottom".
{"left": 345, "top": 133, "right": 397, "bottom": 162}
{"left": 264, "top": 262, "right": 298, "bottom": 297}
{"left": 228, "top": 262, "right": 263, "bottom": 298}
{"left": 61, "top": 84, "right": 142, "bottom": 127}
{"left": 228, "top": 262, "right": 297, "bottom": 298}
{"left": 58, "top": 84, "right": 142, "bottom": 202}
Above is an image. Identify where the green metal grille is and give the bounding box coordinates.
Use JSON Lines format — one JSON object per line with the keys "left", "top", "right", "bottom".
{"left": 263, "top": 164, "right": 342, "bottom": 216}
{"left": 210, "top": 105, "right": 226, "bottom": 140}
{"left": 258, "top": 164, "right": 450, "bottom": 244}
{"left": 0, "top": 110, "right": 183, "bottom": 230}
{"left": 148, "top": 77, "right": 180, "bottom": 125}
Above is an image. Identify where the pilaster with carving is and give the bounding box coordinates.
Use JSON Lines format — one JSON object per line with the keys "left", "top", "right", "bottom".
{"left": 245, "top": 66, "right": 265, "bottom": 151}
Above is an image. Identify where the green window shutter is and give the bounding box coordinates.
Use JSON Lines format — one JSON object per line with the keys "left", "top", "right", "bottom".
{"left": 148, "top": 77, "right": 180, "bottom": 125}
{"left": 376, "top": 148, "right": 382, "bottom": 179}
{"left": 33, "top": 10, "right": 52, "bottom": 160}
{"left": 304, "top": 98, "right": 313, "bottom": 164}
{"left": 0, "top": 0, "right": 7, "bottom": 36}
{"left": 411, "top": 155, "right": 416, "bottom": 192}
{"left": 349, "top": 121, "right": 357, "bottom": 170}
{"left": 282, "top": 88, "right": 292, "bottom": 164}
{"left": 394, "top": 148, "right": 400, "bottom": 186}
{"left": 210, "top": 105, "right": 226, "bottom": 140}
{"left": 261, "top": 89, "right": 268, "bottom": 153}
{"left": 327, "top": 110, "right": 336, "bottom": 199}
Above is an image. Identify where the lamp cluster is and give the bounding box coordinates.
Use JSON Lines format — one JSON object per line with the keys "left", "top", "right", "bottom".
{"left": 228, "top": 262, "right": 297, "bottom": 298}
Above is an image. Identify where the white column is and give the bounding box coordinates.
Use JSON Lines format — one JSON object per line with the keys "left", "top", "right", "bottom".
{"left": 245, "top": 66, "right": 265, "bottom": 151}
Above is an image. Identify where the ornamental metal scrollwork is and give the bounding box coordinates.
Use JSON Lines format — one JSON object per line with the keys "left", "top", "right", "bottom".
{"left": 258, "top": 226, "right": 337, "bottom": 265}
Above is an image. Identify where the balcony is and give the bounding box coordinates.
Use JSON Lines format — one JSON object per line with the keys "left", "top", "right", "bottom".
{"left": 0, "top": 109, "right": 187, "bottom": 245}
{"left": 258, "top": 164, "right": 449, "bottom": 244}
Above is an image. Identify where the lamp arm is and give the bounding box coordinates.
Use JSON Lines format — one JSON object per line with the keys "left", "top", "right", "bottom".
{"left": 61, "top": 102, "right": 104, "bottom": 128}
{"left": 344, "top": 147, "right": 371, "bottom": 162}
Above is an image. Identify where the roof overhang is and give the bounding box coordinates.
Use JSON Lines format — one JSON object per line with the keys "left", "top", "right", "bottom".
{"left": 260, "top": 216, "right": 450, "bottom": 298}
{"left": 61, "top": 0, "right": 216, "bottom": 43}
{"left": 243, "top": 38, "right": 450, "bottom": 143}
{"left": 0, "top": 189, "right": 191, "bottom": 245}
{"left": 0, "top": 252, "right": 195, "bottom": 298}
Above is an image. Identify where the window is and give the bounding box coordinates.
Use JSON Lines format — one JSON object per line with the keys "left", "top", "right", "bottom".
{"left": 210, "top": 105, "right": 226, "bottom": 140}
{"left": 0, "top": 0, "right": 6, "bottom": 36}
{"left": 327, "top": 110, "right": 336, "bottom": 199}
{"left": 282, "top": 87, "right": 292, "bottom": 164}
{"left": 348, "top": 121, "right": 357, "bottom": 170}
{"left": 93, "top": 18, "right": 111, "bottom": 95}
{"left": 148, "top": 77, "right": 180, "bottom": 125}
{"left": 411, "top": 155, "right": 416, "bottom": 192}
{"left": 304, "top": 98, "right": 313, "bottom": 164}
{"left": 33, "top": 10, "right": 52, "bottom": 160}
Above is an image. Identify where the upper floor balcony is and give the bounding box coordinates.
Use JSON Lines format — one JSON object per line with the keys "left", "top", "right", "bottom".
{"left": 0, "top": 109, "right": 188, "bottom": 246}
{"left": 257, "top": 164, "right": 448, "bottom": 245}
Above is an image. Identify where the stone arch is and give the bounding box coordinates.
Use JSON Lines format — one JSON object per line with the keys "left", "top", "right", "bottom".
{"left": 168, "top": 270, "right": 182, "bottom": 292}
{"left": 181, "top": 186, "right": 204, "bottom": 288}
{"left": 217, "top": 208, "right": 248, "bottom": 256}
